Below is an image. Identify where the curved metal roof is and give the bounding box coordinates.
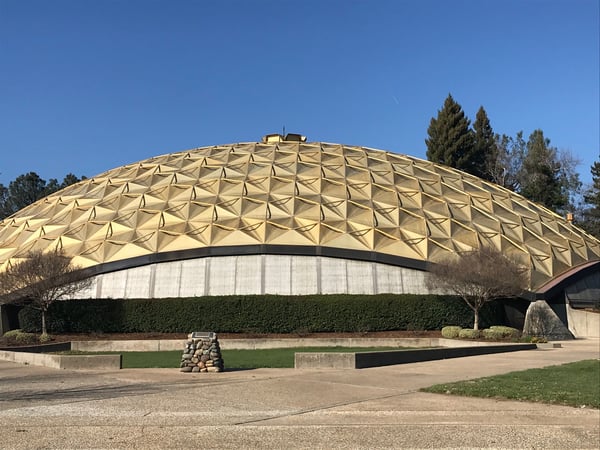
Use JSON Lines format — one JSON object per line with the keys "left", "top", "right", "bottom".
{"left": 0, "top": 141, "right": 598, "bottom": 288}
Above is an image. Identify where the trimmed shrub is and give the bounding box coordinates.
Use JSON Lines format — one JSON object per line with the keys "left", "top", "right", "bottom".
{"left": 2, "top": 329, "right": 21, "bottom": 338}
{"left": 489, "top": 325, "right": 520, "bottom": 339}
{"left": 1, "top": 329, "right": 39, "bottom": 345}
{"left": 18, "top": 294, "right": 505, "bottom": 334}
{"left": 482, "top": 328, "right": 504, "bottom": 340}
{"left": 441, "top": 326, "right": 462, "bottom": 339}
{"left": 39, "top": 333, "right": 52, "bottom": 343}
{"left": 458, "top": 328, "right": 481, "bottom": 339}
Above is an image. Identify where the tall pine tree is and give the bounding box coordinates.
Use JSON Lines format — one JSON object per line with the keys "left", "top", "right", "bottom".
{"left": 520, "top": 130, "right": 568, "bottom": 212}
{"left": 580, "top": 161, "right": 600, "bottom": 238}
{"left": 472, "top": 106, "right": 497, "bottom": 181}
{"left": 426, "top": 94, "right": 480, "bottom": 176}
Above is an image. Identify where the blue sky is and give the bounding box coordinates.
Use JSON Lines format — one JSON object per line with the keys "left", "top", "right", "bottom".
{"left": 1, "top": 0, "right": 598, "bottom": 188}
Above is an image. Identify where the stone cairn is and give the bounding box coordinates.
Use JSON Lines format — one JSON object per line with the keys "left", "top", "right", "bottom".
{"left": 180, "top": 332, "right": 224, "bottom": 373}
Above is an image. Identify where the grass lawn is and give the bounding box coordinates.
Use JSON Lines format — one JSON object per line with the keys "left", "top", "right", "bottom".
{"left": 61, "top": 346, "right": 402, "bottom": 369}
{"left": 221, "top": 347, "right": 401, "bottom": 369}
{"left": 421, "top": 359, "right": 600, "bottom": 409}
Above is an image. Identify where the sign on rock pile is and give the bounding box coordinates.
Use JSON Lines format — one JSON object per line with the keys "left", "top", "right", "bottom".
{"left": 180, "top": 332, "right": 224, "bottom": 373}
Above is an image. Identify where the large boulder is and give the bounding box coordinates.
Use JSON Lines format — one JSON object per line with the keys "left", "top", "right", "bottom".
{"left": 523, "top": 300, "right": 573, "bottom": 340}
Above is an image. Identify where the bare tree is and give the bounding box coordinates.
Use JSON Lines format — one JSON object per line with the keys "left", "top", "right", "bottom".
{"left": 490, "top": 132, "right": 526, "bottom": 191}
{"left": 0, "top": 248, "right": 91, "bottom": 336}
{"left": 427, "top": 247, "right": 529, "bottom": 330}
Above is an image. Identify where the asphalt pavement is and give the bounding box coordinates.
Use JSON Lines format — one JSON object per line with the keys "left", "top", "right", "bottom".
{"left": 0, "top": 338, "right": 598, "bottom": 449}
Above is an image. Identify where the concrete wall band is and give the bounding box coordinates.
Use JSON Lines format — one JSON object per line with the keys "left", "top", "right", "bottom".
{"left": 76, "top": 255, "right": 435, "bottom": 299}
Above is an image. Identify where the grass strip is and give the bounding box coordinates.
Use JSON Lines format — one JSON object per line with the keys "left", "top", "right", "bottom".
{"left": 58, "top": 346, "right": 403, "bottom": 369}
{"left": 221, "top": 347, "right": 401, "bottom": 369}
{"left": 421, "top": 359, "right": 600, "bottom": 409}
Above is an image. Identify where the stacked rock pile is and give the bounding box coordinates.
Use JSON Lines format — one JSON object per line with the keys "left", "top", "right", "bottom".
{"left": 180, "top": 332, "right": 224, "bottom": 373}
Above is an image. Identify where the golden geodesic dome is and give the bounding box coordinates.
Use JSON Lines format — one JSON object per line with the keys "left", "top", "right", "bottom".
{"left": 0, "top": 140, "right": 598, "bottom": 289}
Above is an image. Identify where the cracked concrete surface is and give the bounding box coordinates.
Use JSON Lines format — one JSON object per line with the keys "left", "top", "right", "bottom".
{"left": 0, "top": 339, "right": 598, "bottom": 449}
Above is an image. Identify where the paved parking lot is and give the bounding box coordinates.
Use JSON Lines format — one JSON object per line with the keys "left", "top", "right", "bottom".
{"left": 1, "top": 339, "right": 598, "bottom": 449}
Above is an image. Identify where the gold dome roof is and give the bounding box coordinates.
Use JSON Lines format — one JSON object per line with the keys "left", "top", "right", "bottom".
{"left": 1, "top": 141, "right": 598, "bottom": 288}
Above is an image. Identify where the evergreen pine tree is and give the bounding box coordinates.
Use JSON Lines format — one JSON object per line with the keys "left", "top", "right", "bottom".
{"left": 580, "top": 161, "right": 600, "bottom": 238}
{"left": 472, "top": 106, "right": 497, "bottom": 181}
{"left": 425, "top": 94, "right": 477, "bottom": 175}
{"left": 520, "top": 130, "right": 568, "bottom": 212}
{"left": 0, "top": 172, "right": 85, "bottom": 220}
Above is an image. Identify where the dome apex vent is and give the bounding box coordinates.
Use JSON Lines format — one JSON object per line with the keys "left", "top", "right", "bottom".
{"left": 262, "top": 133, "right": 307, "bottom": 143}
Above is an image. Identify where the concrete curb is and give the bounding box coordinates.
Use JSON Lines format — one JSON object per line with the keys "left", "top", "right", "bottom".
{"left": 0, "top": 349, "right": 121, "bottom": 370}
{"left": 295, "top": 343, "right": 538, "bottom": 369}
{"left": 72, "top": 337, "right": 437, "bottom": 351}
{"left": 70, "top": 337, "right": 529, "bottom": 351}
{"left": 71, "top": 339, "right": 186, "bottom": 352}
{"left": 0, "top": 341, "right": 71, "bottom": 353}
{"left": 0, "top": 338, "right": 546, "bottom": 371}
{"left": 536, "top": 342, "right": 563, "bottom": 349}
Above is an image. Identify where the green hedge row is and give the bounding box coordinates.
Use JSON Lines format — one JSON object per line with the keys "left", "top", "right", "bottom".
{"left": 18, "top": 294, "right": 504, "bottom": 334}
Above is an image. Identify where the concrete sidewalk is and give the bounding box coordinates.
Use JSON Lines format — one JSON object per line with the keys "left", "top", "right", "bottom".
{"left": 0, "top": 339, "right": 598, "bottom": 449}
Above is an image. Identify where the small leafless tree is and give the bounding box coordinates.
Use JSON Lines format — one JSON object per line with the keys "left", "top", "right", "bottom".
{"left": 0, "top": 248, "right": 91, "bottom": 336}
{"left": 427, "top": 247, "right": 529, "bottom": 330}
